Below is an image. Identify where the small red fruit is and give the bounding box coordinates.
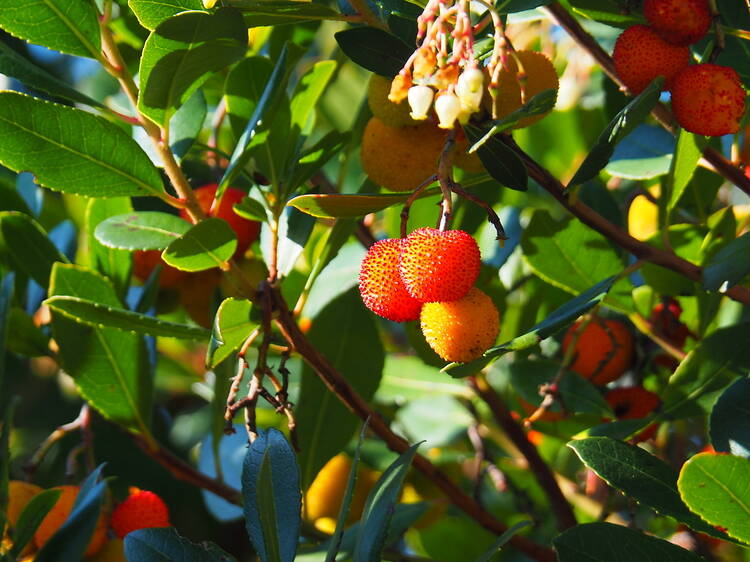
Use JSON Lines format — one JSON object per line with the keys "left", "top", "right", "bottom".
{"left": 612, "top": 25, "right": 690, "bottom": 94}
{"left": 399, "top": 228, "right": 480, "bottom": 303}
{"left": 111, "top": 488, "right": 170, "bottom": 539}
{"left": 605, "top": 387, "right": 661, "bottom": 441}
{"left": 562, "top": 317, "right": 634, "bottom": 385}
{"left": 358, "top": 238, "right": 422, "bottom": 322}
{"left": 643, "top": 0, "right": 711, "bottom": 46}
{"left": 181, "top": 184, "right": 261, "bottom": 257}
{"left": 132, "top": 249, "right": 186, "bottom": 288}
{"left": 671, "top": 64, "right": 746, "bottom": 137}
{"left": 650, "top": 298, "right": 689, "bottom": 348}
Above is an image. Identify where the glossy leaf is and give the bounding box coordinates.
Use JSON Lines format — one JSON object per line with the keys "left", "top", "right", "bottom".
{"left": 709, "top": 378, "right": 750, "bottom": 457}
{"left": 6, "top": 308, "right": 49, "bottom": 357}
{"left": 206, "top": 298, "right": 257, "bottom": 369}
{"left": 225, "top": 56, "right": 274, "bottom": 137}
{"left": 162, "top": 218, "right": 237, "bottom": 272}
{"left": 266, "top": 207, "right": 316, "bottom": 278}
{"left": 0, "top": 275, "right": 12, "bottom": 408}
{"left": 242, "top": 429, "right": 301, "bottom": 562}
{"left": 288, "top": 130, "right": 351, "bottom": 192}
{"left": 465, "top": 125, "right": 528, "bottom": 191}
{"left": 702, "top": 231, "right": 750, "bottom": 292}
{"left": 128, "top": 0, "right": 205, "bottom": 29}
{"left": 85, "top": 198, "right": 133, "bottom": 297}
{"left": 288, "top": 189, "right": 439, "bottom": 219}
{"left": 678, "top": 452, "right": 750, "bottom": 545}
{"left": 554, "top": 522, "right": 703, "bottom": 562}
{"left": 604, "top": 125, "right": 674, "bottom": 180}
{"left": 0, "top": 92, "right": 165, "bottom": 198}
{"left": 138, "top": 8, "right": 247, "bottom": 127}
{"left": 334, "top": 27, "right": 412, "bottom": 77}
{"left": 297, "top": 289, "right": 384, "bottom": 489}
{"left": 667, "top": 130, "right": 706, "bottom": 211}
{"left": 241, "top": 2, "right": 343, "bottom": 27}
{"left": 9, "top": 489, "right": 62, "bottom": 558}
{"left": 0, "top": 211, "right": 68, "bottom": 288}
{"left": 0, "top": 0, "right": 101, "bottom": 58}
{"left": 49, "top": 264, "right": 153, "bottom": 437}
{"left": 125, "top": 527, "right": 236, "bottom": 561}
{"left": 570, "top": 438, "right": 731, "bottom": 541}
{"left": 170, "top": 89, "right": 207, "bottom": 158}
{"left": 568, "top": 78, "right": 663, "bottom": 187}
{"left": 45, "top": 295, "right": 209, "bottom": 339}
{"left": 475, "top": 520, "right": 533, "bottom": 562}
{"left": 94, "top": 211, "right": 191, "bottom": 251}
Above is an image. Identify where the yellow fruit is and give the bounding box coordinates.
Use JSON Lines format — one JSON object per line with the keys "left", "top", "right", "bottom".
{"left": 34, "top": 485, "right": 108, "bottom": 557}
{"left": 420, "top": 287, "right": 500, "bottom": 362}
{"left": 367, "top": 74, "right": 418, "bottom": 128}
{"left": 486, "top": 51, "right": 559, "bottom": 129}
{"left": 7, "top": 481, "right": 43, "bottom": 528}
{"left": 361, "top": 117, "right": 446, "bottom": 192}
{"left": 88, "top": 538, "right": 126, "bottom": 562}
{"left": 628, "top": 188, "right": 660, "bottom": 242}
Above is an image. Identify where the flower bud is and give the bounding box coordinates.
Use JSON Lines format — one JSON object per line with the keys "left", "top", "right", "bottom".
{"left": 434, "top": 93, "right": 461, "bottom": 129}
{"left": 456, "top": 68, "right": 484, "bottom": 113}
{"left": 408, "top": 85, "right": 434, "bottom": 120}
{"left": 389, "top": 74, "right": 412, "bottom": 103}
{"left": 413, "top": 48, "right": 437, "bottom": 80}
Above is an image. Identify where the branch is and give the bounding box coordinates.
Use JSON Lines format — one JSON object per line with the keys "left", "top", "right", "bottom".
{"left": 269, "top": 286, "right": 556, "bottom": 562}
{"left": 468, "top": 376, "right": 577, "bottom": 531}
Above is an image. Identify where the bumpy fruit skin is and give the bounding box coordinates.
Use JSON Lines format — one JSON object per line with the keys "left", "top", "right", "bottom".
{"left": 671, "top": 64, "right": 746, "bottom": 137}
{"left": 34, "top": 485, "right": 108, "bottom": 556}
{"left": 644, "top": 0, "right": 711, "bottom": 46}
{"left": 360, "top": 117, "right": 445, "bottom": 192}
{"left": 181, "top": 184, "right": 261, "bottom": 257}
{"left": 562, "top": 317, "right": 634, "bottom": 385}
{"left": 420, "top": 287, "right": 500, "bottom": 362}
{"left": 7, "top": 481, "right": 43, "bottom": 528}
{"left": 399, "top": 228, "right": 480, "bottom": 303}
{"left": 359, "top": 238, "right": 422, "bottom": 322}
{"left": 111, "top": 489, "right": 170, "bottom": 539}
{"left": 367, "top": 74, "right": 417, "bottom": 127}
{"left": 486, "top": 51, "right": 559, "bottom": 128}
{"left": 605, "top": 386, "right": 661, "bottom": 441}
{"left": 612, "top": 25, "right": 690, "bottom": 93}
{"left": 133, "top": 249, "right": 187, "bottom": 288}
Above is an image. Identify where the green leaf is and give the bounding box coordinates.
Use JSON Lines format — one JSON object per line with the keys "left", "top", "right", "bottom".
{"left": 570, "top": 437, "right": 731, "bottom": 540}
{"left": 354, "top": 441, "right": 421, "bottom": 562}
{"left": 0, "top": 211, "right": 68, "bottom": 288}
{"left": 138, "top": 8, "right": 247, "bottom": 127}
{"left": 269, "top": 207, "right": 316, "bottom": 278}
{"left": 667, "top": 130, "right": 706, "bottom": 211}
{"left": 288, "top": 130, "right": 351, "bottom": 192}
{"left": 710, "top": 378, "right": 750, "bottom": 458}
{"left": 0, "top": 0, "right": 101, "bottom": 58}
{"left": 297, "top": 289, "right": 384, "bottom": 489}
{"left": 128, "top": 0, "right": 205, "bottom": 29}
{"left": 241, "top": 2, "right": 343, "bottom": 27}
{"left": 234, "top": 197, "right": 268, "bottom": 222}
{"left": 49, "top": 263, "right": 153, "bottom": 437}
{"left": 678, "top": 452, "right": 750, "bottom": 545}
{"left": 334, "top": 27, "right": 412, "bottom": 77}
{"left": 520, "top": 210, "right": 632, "bottom": 312}
{"left": 125, "top": 527, "right": 237, "bottom": 561}
{"left": 162, "top": 218, "right": 237, "bottom": 271}
{"left": 6, "top": 308, "right": 50, "bottom": 357}
{"left": 86, "top": 198, "right": 133, "bottom": 297}
{"left": 288, "top": 189, "right": 439, "bottom": 219}
{"left": 475, "top": 520, "right": 533, "bottom": 562}
{"left": 568, "top": 77, "right": 663, "bottom": 187}
{"left": 0, "top": 398, "right": 9, "bottom": 538}
{"left": 9, "top": 489, "right": 61, "bottom": 559}
{"left": 376, "top": 355, "right": 471, "bottom": 403}
{"left": 702, "top": 231, "right": 750, "bottom": 292}
{"left": 289, "top": 60, "right": 336, "bottom": 136}
{"left": 44, "top": 295, "right": 209, "bottom": 339}
{"left": 0, "top": 41, "right": 102, "bottom": 107}
{"left": 170, "top": 88, "right": 207, "bottom": 158}
{"left": 94, "top": 211, "right": 191, "bottom": 251}
{"left": 242, "top": 428, "right": 301, "bottom": 562}
{"left": 0, "top": 92, "right": 166, "bottom": 198}
{"left": 225, "top": 56, "right": 274, "bottom": 137}
{"left": 0, "top": 275, "right": 12, "bottom": 409}
{"left": 464, "top": 126, "right": 528, "bottom": 191}
{"left": 206, "top": 298, "right": 257, "bottom": 369}
{"left": 554, "top": 522, "right": 704, "bottom": 562}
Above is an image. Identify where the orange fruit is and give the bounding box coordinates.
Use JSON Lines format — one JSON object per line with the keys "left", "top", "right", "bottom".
{"left": 644, "top": 0, "right": 711, "bottom": 46}
{"left": 561, "top": 317, "right": 634, "bottom": 385}
{"left": 605, "top": 386, "right": 661, "bottom": 441}
{"left": 111, "top": 489, "right": 170, "bottom": 539}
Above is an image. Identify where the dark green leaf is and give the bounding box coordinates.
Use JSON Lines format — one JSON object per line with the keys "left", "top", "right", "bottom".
{"left": 9, "top": 489, "right": 61, "bottom": 558}
{"left": 702, "top": 231, "right": 750, "bottom": 292}
{"left": 0, "top": 211, "right": 68, "bottom": 288}
{"left": 49, "top": 263, "right": 153, "bottom": 437}
{"left": 241, "top": 2, "right": 343, "bottom": 27}
{"left": 354, "top": 441, "right": 421, "bottom": 562}
{"left": 569, "top": 437, "right": 730, "bottom": 540}
{"left": 464, "top": 127, "right": 528, "bottom": 191}
{"left": 710, "top": 378, "right": 750, "bottom": 458}
{"left": 242, "top": 428, "right": 301, "bottom": 562}
{"left": 475, "top": 520, "right": 533, "bottom": 562}
{"left": 604, "top": 125, "right": 674, "bottom": 180}
{"left": 496, "top": 0, "right": 553, "bottom": 12}
{"left": 269, "top": 207, "right": 316, "bottom": 278}
{"left": 234, "top": 197, "right": 268, "bottom": 222}
{"left": 94, "top": 211, "right": 191, "bottom": 251}
{"left": 288, "top": 188, "right": 439, "bottom": 219}
{"left": 138, "top": 8, "right": 247, "bottom": 127}
{"left": 0, "top": 398, "right": 9, "bottom": 538}
{"left": 678, "top": 453, "right": 750, "bottom": 545}
{"left": 554, "top": 522, "right": 704, "bottom": 562}
{"left": 289, "top": 130, "right": 351, "bottom": 192}
{"left": 334, "top": 27, "right": 412, "bottom": 77}
{"left": 0, "top": 0, "right": 101, "bottom": 58}
{"left": 667, "top": 130, "right": 706, "bottom": 211}
{"left": 0, "top": 275, "right": 12, "bottom": 409}
{"left": 0, "top": 92, "right": 166, "bottom": 198}
{"left": 568, "top": 78, "right": 663, "bottom": 187}
{"left": 171, "top": 89, "right": 207, "bottom": 158}
{"left": 206, "top": 298, "right": 257, "bottom": 369}
{"left": 162, "top": 218, "right": 237, "bottom": 272}
{"left": 128, "top": 0, "right": 205, "bottom": 30}
{"left": 225, "top": 56, "right": 274, "bottom": 137}
{"left": 86, "top": 198, "right": 133, "bottom": 297}
{"left": 125, "top": 527, "right": 237, "bottom": 561}
{"left": 6, "top": 308, "right": 50, "bottom": 357}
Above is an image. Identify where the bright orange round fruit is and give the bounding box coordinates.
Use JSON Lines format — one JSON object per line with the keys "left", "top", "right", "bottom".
{"left": 561, "top": 317, "right": 634, "bottom": 385}
{"left": 420, "top": 287, "right": 500, "bottom": 362}
{"left": 643, "top": 0, "right": 711, "bottom": 46}
{"left": 605, "top": 386, "right": 661, "bottom": 441}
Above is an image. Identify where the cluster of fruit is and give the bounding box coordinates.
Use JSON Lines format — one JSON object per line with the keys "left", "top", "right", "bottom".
{"left": 612, "top": 0, "right": 745, "bottom": 136}
{"left": 5, "top": 482, "right": 170, "bottom": 560}
{"left": 358, "top": 227, "right": 499, "bottom": 363}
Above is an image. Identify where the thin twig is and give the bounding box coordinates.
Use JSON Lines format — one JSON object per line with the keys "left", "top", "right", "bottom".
{"left": 400, "top": 175, "right": 438, "bottom": 239}
{"left": 449, "top": 181, "right": 507, "bottom": 240}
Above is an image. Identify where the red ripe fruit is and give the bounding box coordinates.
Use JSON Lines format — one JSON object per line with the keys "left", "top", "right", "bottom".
{"left": 612, "top": 25, "right": 690, "bottom": 94}
{"left": 605, "top": 387, "right": 661, "bottom": 441}
{"left": 111, "top": 489, "right": 170, "bottom": 538}
{"left": 359, "top": 238, "right": 422, "bottom": 322}
{"left": 671, "top": 64, "right": 746, "bottom": 137}
{"left": 644, "top": 0, "right": 711, "bottom": 46}
{"left": 180, "top": 184, "right": 261, "bottom": 257}
{"left": 399, "top": 228, "right": 480, "bottom": 303}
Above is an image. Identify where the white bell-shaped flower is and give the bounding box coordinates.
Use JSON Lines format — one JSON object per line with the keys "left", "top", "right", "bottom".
{"left": 456, "top": 67, "right": 484, "bottom": 113}
{"left": 407, "top": 85, "right": 434, "bottom": 120}
{"left": 435, "top": 93, "right": 461, "bottom": 129}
